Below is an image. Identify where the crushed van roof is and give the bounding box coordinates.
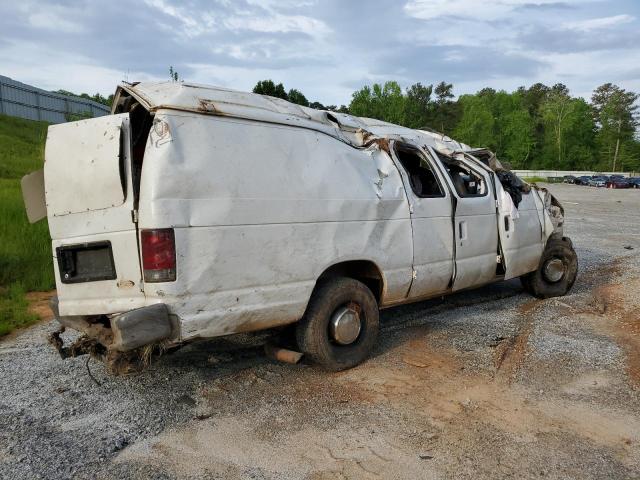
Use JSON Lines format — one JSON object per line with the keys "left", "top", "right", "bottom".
{"left": 114, "top": 81, "right": 471, "bottom": 154}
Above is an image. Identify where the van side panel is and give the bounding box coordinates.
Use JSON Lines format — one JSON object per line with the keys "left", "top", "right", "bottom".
{"left": 138, "top": 111, "right": 413, "bottom": 339}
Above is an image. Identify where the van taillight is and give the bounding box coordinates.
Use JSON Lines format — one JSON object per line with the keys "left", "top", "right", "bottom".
{"left": 141, "top": 229, "right": 176, "bottom": 282}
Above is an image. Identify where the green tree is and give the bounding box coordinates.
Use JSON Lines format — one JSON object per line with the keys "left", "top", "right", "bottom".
{"left": 287, "top": 89, "right": 309, "bottom": 107}
{"left": 430, "top": 81, "right": 460, "bottom": 135}
{"left": 453, "top": 94, "right": 495, "bottom": 150}
{"left": 454, "top": 89, "right": 534, "bottom": 168}
{"left": 403, "top": 83, "right": 433, "bottom": 129}
{"left": 349, "top": 81, "right": 405, "bottom": 125}
{"left": 516, "top": 83, "right": 549, "bottom": 166}
{"left": 253, "top": 80, "right": 288, "bottom": 100}
{"left": 541, "top": 86, "right": 575, "bottom": 167}
{"left": 169, "top": 66, "right": 179, "bottom": 82}
{"left": 591, "top": 83, "right": 639, "bottom": 171}
{"left": 540, "top": 90, "right": 597, "bottom": 169}
{"left": 54, "top": 90, "right": 114, "bottom": 107}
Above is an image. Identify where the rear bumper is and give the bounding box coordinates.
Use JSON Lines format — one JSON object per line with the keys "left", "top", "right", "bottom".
{"left": 50, "top": 297, "right": 173, "bottom": 352}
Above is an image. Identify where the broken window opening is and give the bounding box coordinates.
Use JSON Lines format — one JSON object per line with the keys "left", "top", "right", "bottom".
{"left": 114, "top": 92, "right": 153, "bottom": 209}
{"left": 436, "top": 152, "right": 487, "bottom": 198}
{"left": 395, "top": 145, "right": 444, "bottom": 198}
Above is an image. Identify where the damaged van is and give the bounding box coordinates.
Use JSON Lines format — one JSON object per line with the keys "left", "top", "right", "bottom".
{"left": 22, "top": 81, "right": 577, "bottom": 372}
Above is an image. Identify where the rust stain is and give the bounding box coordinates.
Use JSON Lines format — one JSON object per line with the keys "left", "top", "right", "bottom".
{"left": 362, "top": 136, "right": 391, "bottom": 155}
{"left": 197, "top": 99, "right": 217, "bottom": 113}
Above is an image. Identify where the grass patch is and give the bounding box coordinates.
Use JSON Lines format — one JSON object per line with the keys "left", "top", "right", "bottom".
{"left": 522, "top": 176, "right": 548, "bottom": 183}
{"left": 0, "top": 178, "right": 53, "bottom": 290}
{"left": 0, "top": 283, "right": 39, "bottom": 337}
{"left": 0, "top": 114, "right": 48, "bottom": 178}
{"left": 0, "top": 114, "right": 53, "bottom": 336}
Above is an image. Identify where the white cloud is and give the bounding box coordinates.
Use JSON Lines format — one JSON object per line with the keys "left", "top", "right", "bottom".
{"left": 28, "top": 11, "right": 86, "bottom": 34}
{"left": 562, "top": 14, "right": 634, "bottom": 32}
{"left": 142, "top": 0, "right": 216, "bottom": 37}
{"left": 0, "top": 40, "right": 160, "bottom": 95}
{"left": 224, "top": 13, "right": 330, "bottom": 37}
{"left": 403, "top": 0, "right": 584, "bottom": 21}
{"left": 246, "top": 0, "right": 316, "bottom": 8}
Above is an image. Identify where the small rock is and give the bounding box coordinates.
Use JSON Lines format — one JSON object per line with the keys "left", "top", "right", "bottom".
{"left": 176, "top": 394, "right": 197, "bottom": 407}
{"left": 419, "top": 454, "right": 433, "bottom": 460}
{"left": 113, "top": 436, "right": 128, "bottom": 452}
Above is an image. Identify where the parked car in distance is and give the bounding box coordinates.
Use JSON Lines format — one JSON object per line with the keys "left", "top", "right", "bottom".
{"left": 575, "top": 176, "right": 592, "bottom": 185}
{"left": 606, "top": 177, "right": 631, "bottom": 189}
{"left": 628, "top": 177, "right": 640, "bottom": 188}
{"left": 563, "top": 175, "right": 577, "bottom": 184}
{"left": 588, "top": 176, "right": 607, "bottom": 187}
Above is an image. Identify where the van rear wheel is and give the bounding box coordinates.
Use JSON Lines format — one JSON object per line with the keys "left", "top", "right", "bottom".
{"left": 521, "top": 237, "right": 578, "bottom": 299}
{"left": 296, "top": 277, "right": 379, "bottom": 371}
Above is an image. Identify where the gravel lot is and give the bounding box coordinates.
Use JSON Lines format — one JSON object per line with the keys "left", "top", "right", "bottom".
{"left": 1, "top": 183, "right": 639, "bottom": 479}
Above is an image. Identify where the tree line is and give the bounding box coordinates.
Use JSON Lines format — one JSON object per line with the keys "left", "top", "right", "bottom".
{"left": 253, "top": 79, "right": 640, "bottom": 172}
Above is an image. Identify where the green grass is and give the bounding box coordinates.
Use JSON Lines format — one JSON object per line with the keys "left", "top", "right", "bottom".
{"left": 522, "top": 176, "right": 548, "bottom": 183}
{"left": 0, "top": 114, "right": 48, "bottom": 178}
{"left": 0, "top": 179, "right": 53, "bottom": 290}
{"left": 0, "top": 114, "right": 53, "bottom": 336}
{"left": 0, "top": 284, "right": 39, "bottom": 337}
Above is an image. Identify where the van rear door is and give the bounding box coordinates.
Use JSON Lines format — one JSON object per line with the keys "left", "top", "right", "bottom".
{"left": 45, "top": 114, "right": 146, "bottom": 316}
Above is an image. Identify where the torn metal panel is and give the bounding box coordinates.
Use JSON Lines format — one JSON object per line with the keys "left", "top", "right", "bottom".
{"left": 139, "top": 112, "right": 413, "bottom": 340}
{"left": 21, "top": 169, "right": 46, "bottom": 223}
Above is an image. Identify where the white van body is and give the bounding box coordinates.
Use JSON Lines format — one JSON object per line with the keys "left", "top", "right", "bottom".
{"left": 26, "top": 81, "right": 568, "bottom": 366}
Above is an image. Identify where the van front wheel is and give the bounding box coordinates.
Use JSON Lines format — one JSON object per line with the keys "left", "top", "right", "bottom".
{"left": 296, "top": 277, "right": 379, "bottom": 371}
{"left": 521, "top": 237, "right": 578, "bottom": 299}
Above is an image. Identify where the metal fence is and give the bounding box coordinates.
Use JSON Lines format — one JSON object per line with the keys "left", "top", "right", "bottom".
{"left": 0, "top": 75, "right": 110, "bottom": 124}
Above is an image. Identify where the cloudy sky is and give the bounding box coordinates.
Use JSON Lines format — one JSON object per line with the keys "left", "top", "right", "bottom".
{"left": 1, "top": 0, "right": 639, "bottom": 105}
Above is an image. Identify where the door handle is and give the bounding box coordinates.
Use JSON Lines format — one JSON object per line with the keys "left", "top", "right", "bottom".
{"left": 459, "top": 220, "right": 467, "bottom": 242}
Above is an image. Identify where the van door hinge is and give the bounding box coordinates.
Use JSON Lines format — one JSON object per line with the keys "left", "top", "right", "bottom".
{"left": 412, "top": 269, "right": 417, "bottom": 280}
{"left": 497, "top": 255, "right": 502, "bottom": 264}
{"left": 131, "top": 209, "right": 138, "bottom": 223}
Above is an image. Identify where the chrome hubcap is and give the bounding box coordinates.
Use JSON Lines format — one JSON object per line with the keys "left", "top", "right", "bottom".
{"left": 543, "top": 258, "right": 565, "bottom": 283}
{"left": 329, "top": 304, "right": 361, "bottom": 345}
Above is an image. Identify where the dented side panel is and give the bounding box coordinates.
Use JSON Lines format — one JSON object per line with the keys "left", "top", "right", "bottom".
{"left": 138, "top": 111, "right": 414, "bottom": 339}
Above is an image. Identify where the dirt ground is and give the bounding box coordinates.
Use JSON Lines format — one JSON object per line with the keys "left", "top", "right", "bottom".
{"left": 1, "top": 183, "right": 639, "bottom": 479}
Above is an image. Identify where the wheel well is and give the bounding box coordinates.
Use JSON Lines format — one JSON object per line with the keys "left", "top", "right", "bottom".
{"left": 317, "top": 261, "right": 384, "bottom": 302}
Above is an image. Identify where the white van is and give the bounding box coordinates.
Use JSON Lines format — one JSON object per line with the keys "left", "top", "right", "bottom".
{"left": 23, "top": 81, "right": 577, "bottom": 371}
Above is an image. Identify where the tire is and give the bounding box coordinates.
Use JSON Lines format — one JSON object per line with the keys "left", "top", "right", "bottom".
{"left": 520, "top": 237, "right": 578, "bottom": 299}
{"left": 296, "top": 277, "right": 379, "bottom": 371}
